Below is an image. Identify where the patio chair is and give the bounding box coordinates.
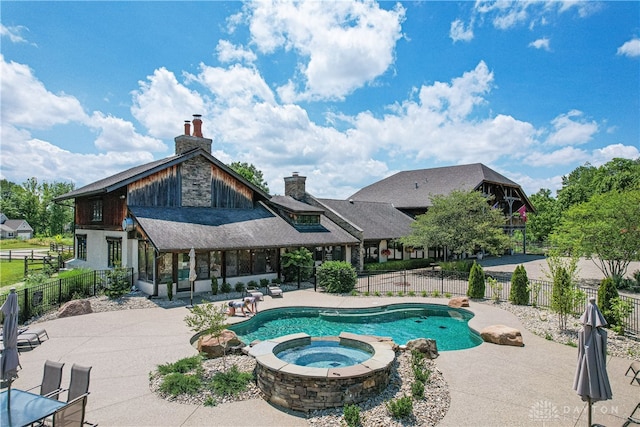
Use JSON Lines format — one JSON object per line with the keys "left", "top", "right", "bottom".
{"left": 65, "top": 364, "right": 92, "bottom": 402}
{"left": 268, "top": 285, "right": 283, "bottom": 297}
{"left": 626, "top": 361, "right": 640, "bottom": 385}
{"left": 27, "top": 360, "right": 65, "bottom": 399}
{"left": 52, "top": 393, "right": 88, "bottom": 427}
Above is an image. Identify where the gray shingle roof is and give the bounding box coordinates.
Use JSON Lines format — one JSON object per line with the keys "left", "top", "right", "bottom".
{"left": 349, "top": 163, "right": 520, "bottom": 209}
{"left": 318, "top": 199, "right": 414, "bottom": 240}
{"left": 269, "top": 195, "right": 324, "bottom": 213}
{"left": 130, "top": 203, "right": 358, "bottom": 251}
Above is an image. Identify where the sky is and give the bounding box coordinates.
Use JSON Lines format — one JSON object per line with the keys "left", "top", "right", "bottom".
{"left": 1, "top": 1, "right": 639, "bottom": 200}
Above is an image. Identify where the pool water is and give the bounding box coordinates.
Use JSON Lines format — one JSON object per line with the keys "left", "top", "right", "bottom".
{"left": 276, "top": 340, "right": 373, "bottom": 368}
{"left": 228, "top": 303, "right": 482, "bottom": 350}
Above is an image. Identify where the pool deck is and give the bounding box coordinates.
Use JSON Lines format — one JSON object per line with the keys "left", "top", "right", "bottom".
{"left": 11, "top": 289, "right": 639, "bottom": 426}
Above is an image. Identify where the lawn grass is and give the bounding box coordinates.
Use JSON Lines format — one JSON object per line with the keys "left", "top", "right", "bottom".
{"left": 0, "top": 259, "right": 26, "bottom": 288}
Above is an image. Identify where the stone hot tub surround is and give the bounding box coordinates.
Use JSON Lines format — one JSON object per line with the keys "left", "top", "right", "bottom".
{"left": 249, "top": 332, "right": 396, "bottom": 412}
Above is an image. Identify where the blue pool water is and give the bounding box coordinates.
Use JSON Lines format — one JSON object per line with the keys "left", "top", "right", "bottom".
{"left": 228, "top": 303, "right": 482, "bottom": 350}
{"left": 276, "top": 340, "right": 372, "bottom": 368}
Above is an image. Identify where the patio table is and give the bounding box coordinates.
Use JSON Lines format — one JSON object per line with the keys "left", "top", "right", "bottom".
{"left": 0, "top": 388, "right": 65, "bottom": 426}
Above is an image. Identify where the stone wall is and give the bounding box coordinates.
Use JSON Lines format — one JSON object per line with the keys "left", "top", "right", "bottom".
{"left": 181, "top": 157, "right": 212, "bottom": 207}
{"left": 255, "top": 361, "right": 392, "bottom": 412}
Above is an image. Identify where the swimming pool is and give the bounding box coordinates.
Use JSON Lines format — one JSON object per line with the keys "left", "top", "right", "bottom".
{"left": 228, "top": 303, "right": 482, "bottom": 350}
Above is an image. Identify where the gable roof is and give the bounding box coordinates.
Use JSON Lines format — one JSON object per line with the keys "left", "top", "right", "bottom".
{"left": 317, "top": 199, "right": 413, "bottom": 241}
{"left": 54, "top": 148, "right": 270, "bottom": 202}
{"left": 130, "top": 202, "right": 358, "bottom": 252}
{"left": 0, "top": 219, "right": 33, "bottom": 232}
{"left": 349, "top": 163, "right": 521, "bottom": 209}
{"left": 269, "top": 195, "right": 324, "bottom": 213}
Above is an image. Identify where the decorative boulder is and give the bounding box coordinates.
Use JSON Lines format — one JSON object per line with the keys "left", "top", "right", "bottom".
{"left": 448, "top": 296, "right": 470, "bottom": 308}
{"left": 58, "top": 299, "right": 93, "bottom": 318}
{"left": 198, "top": 329, "right": 243, "bottom": 358}
{"left": 406, "top": 338, "right": 439, "bottom": 359}
{"left": 480, "top": 325, "right": 524, "bottom": 347}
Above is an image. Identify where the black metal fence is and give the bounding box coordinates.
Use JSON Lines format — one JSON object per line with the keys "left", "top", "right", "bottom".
{"left": 0, "top": 268, "right": 134, "bottom": 324}
{"left": 354, "top": 268, "right": 640, "bottom": 337}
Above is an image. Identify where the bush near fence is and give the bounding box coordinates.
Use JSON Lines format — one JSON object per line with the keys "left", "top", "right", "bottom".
{"left": 0, "top": 268, "right": 134, "bottom": 324}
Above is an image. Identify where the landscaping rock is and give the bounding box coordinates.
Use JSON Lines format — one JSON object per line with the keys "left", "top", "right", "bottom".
{"left": 406, "top": 338, "right": 439, "bottom": 359}
{"left": 58, "top": 299, "right": 93, "bottom": 318}
{"left": 198, "top": 329, "right": 242, "bottom": 358}
{"left": 448, "top": 296, "right": 470, "bottom": 308}
{"left": 480, "top": 324, "right": 524, "bottom": 347}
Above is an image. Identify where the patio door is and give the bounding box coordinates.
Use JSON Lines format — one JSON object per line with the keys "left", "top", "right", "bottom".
{"left": 177, "top": 252, "right": 191, "bottom": 292}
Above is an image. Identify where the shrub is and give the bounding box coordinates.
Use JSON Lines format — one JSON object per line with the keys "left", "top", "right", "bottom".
{"left": 439, "top": 260, "right": 474, "bottom": 272}
{"left": 259, "top": 278, "right": 269, "bottom": 288}
{"left": 363, "top": 259, "right": 432, "bottom": 272}
{"left": 234, "top": 282, "right": 245, "bottom": 293}
{"left": 271, "top": 277, "right": 282, "bottom": 285}
{"left": 550, "top": 266, "right": 584, "bottom": 330}
{"left": 209, "top": 365, "right": 253, "bottom": 396}
{"left": 610, "top": 297, "right": 633, "bottom": 335}
{"left": 467, "top": 262, "right": 485, "bottom": 299}
{"left": 411, "top": 380, "right": 425, "bottom": 399}
{"left": 386, "top": 394, "right": 413, "bottom": 419}
{"left": 281, "top": 247, "right": 314, "bottom": 282}
{"left": 220, "top": 282, "right": 231, "bottom": 293}
{"left": 598, "top": 277, "right": 620, "bottom": 325}
{"left": 509, "top": 265, "right": 530, "bottom": 305}
{"left": 104, "top": 267, "right": 131, "bottom": 299}
{"left": 159, "top": 373, "right": 201, "bottom": 396}
{"left": 487, "top": 277, "right": 502, "bottom": 302}
{"left": 247, "top": 280, "right": 258, "bottom": 289}
{"left": 317, "top": 261, "right": 357, "bottom": 293}
{"left": 431, "top": 290, "right": 440, "bottom": 298}
{"left": 343, "top": 404, "right": 362, "bottom": 427}
{"left": 158, "top": 355, "right": 202, "bottom": 375}
{"left": 166, "top": 282, "right": 173, "bottom": 301}
{"left": 211, "top": 277, "right": 219, "bottom": 295}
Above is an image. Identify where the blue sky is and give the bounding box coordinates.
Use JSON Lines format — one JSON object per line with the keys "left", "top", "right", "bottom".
{"left": 1, "top": 1, "right": 639, "bottom": 199}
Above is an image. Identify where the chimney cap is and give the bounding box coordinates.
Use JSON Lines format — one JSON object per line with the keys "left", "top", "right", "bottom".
{"left": 193, "top": 114, "right": 202, "bottom": 119}
{"left": 292, "top": 171, "right": 299, "bottom": 176}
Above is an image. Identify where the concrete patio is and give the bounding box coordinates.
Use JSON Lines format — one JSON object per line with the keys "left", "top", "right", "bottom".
{"left": 10, "top": 289, "right": 639, "bottom": 426}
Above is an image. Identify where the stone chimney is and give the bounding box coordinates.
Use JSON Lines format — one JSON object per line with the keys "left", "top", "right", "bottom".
{"left": 284, "top": 172, "right": 306, "bottom": 200}
{"left": 175, "top": 114, "right": 212, "bottom": 155}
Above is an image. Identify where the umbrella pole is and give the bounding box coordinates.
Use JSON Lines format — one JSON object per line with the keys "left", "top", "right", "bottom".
{"left": 588, "top": 397, "right": 592, "bottom": 427}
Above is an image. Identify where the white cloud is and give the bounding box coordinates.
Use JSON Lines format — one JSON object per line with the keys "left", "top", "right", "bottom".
{"left": 0, "top": 24, "right": 32, "bottom": 44}
{"left": 546, "top": 110, "right": 598, "bottom": 146}
{"left": 617, "top": 38, "right": 640, "bottom": 58}
{"left": 89, "top": 112, "right": 166, "bottom": 152}
{"left": 449, "top": 19, "right": 473, "bottom": 42}
{"left": 131, "top": 67, "right": 207, "bottom": 139}
{"left": 216, "top": 40, "right": 257, "bottom": 64}
{"left": 1, "top": 54, "right": 87, "bottom": 128}
{"left": 529, "top": 37, "right": 551, "bottom": 51}
{"left": 245, "top": 0, "right": 405, "bottom": 101}
{"left": 526, "top": 146, "right": 589, "bottom": 167}
{"left": 590, "top": 143, "right": 640, "bottom": 166}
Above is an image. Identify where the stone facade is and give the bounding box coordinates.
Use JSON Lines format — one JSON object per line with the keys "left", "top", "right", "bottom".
{"left": 181, "top": 157, "right": 212, "bottom": 207}
{"left": 174, "top": 134, "right": 212, "bottom": 155}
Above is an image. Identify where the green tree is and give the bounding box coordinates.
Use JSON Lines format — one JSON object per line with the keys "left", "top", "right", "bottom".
{"left": 281, "top": 247, "right": 314, "bottom": 283}
{"left": 401, "top": 190, "right": 511, "bottom": 259}
{"left": 527, "top": 189, "right": 560, "bottom": 244}
{"left": 317, "top": 261, "right": 357, "bottom": 293}
{"left": 229, "top": 162, "right": 270, "bottom": 194}
{"left": 597, "top": 277, "right": 620, "bottom": 326}
{"left": 467, "top": 261, "right": 485, "bottom": 299}
{"left": 509, "top": 265, "right": 530, "bottom": 305}
{"left": 551, "top": 190, "right": 640, "bottom": 279}
{"left": 184, "top": 303, "right": 229, "bottom": 367}
{"left": 546, "top": 254, "right": 583, "bottom": 330}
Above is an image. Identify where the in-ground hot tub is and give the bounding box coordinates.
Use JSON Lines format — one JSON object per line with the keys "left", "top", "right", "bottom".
{"left": 249, "top": 332, "right": 395, "bottom": 412}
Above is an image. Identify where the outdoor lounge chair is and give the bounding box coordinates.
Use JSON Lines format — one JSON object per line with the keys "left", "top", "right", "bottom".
{"left": 626, "top": 361, "right": 640, "bottom": 385}
{"left": 20, "top": 327, "right": 49, "bottom": 344}
{"left": 246, "top": 286, "right": 264, "bottom": 301}
{"left": 268, "top": 285, "right": 283, "bottom": 297}
{"left": 27, "top": 360, "right": 65, "bottom": 400}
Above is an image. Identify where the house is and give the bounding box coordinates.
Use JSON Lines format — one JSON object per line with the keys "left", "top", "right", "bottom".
{"left": 348, "top": 163, "right": 535, "bottom": 258}
{"left": 54, "top": 116, "right": 358, "bottom": 297}
{"left": 0, "top": 213, "right": 34, "bottom": 240}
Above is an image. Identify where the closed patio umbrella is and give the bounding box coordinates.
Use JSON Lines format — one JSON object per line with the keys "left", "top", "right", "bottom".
{"left": 188, "top": 247, "right": 197, "bottom": 308}
{"left": 573, "top": 297, "right": 612, "bottom": 426}
{"left": 1, "top": 288, "right": 21, "bottom": 411}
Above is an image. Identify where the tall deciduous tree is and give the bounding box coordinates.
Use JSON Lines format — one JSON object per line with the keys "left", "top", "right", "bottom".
{"left": 229, "top": 162, "right": 270, "bottom": 194}
{"left": 527, "top": 188, "right": 560, "bottom": 244}
{"left": 551, "top": 190, "right": 640, "bottom": 279}
{"left": 401, "top": 190, "right": 511, "bottom": 259}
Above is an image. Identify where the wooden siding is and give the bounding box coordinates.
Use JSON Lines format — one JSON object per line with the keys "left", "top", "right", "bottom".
{"left": 211, "top": 164, "right": 253, "bottom": 208}
{"left": 75, "top": 191, "right": 127, "bottom": 229}
{"left": 127, "top": 166, "right": 181, "bottom": 207}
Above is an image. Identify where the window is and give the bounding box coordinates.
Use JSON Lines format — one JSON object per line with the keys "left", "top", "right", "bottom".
{"left": 196, "top": 252, "right": 209, "bottom": 279}
{"left": 137, "top": 241, "right": 154, "bottom": 282}
{"left": 77, "top": 235, "right": 87, "bottom": 260}
{"left": 157, "top": 253, "right": 173, "bottom": 284}
{"left": 252, "top": 249, "right": 276, "bottom": 273}
{"left": 91, "top": 199, "right": 103, "bottom": 222}
{"left": 389, "top": 240, "right": 403, "bottom": 260}
{"left": 107, "top": 237, "right": 122, "bottom": 267}
{"left": 210, "top": 251, "right": 222, "bottom": 278}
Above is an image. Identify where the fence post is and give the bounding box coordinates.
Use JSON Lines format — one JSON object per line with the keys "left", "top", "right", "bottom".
{"left": 367, "top": 274, "right": 370, "bottom": 294}
{"left": 23, "top": 288, "right": 30, "bottom": 322}
{"left": 8, "top": 250, "right": 11, "bottom": 262}
{"left": 440, "top": 269, "right": 444, "bottom": 294}
{"left": 94, "top": 270, "right": 97, "bottom": 296}
{"left": 58, "top": 279, "right": 62, "bottom": 306}
{"left": 403, "top": 269, "right": 407, "bottom": 286}
{"left": 24, "top": 256, "right": 28, "bottom": 277}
